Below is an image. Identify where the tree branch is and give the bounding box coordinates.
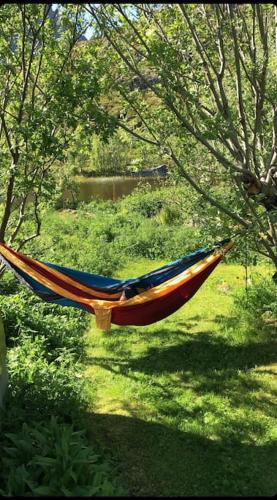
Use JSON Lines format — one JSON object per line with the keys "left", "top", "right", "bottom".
{"left": 228, "top": 4, "right": 251, "bottom": 169}
{"left": 16, "top": 193, "right": 41, "bottom": 251}
{"left": 169, "top": 148, "right": 249, "bottom": 228}
{"left": 118, "top": 120, "right": 160, "bottom": 146}
{"left": 7, "top": 194, "right": 28, "bottom": 245}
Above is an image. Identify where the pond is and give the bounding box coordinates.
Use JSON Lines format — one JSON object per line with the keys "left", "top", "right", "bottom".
{"left": 64, "top": 175, "right": 165, "bottom": 203}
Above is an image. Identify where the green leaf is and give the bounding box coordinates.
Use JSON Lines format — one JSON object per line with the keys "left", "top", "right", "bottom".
{"left": 31, "top": 456, "right": 57, "bottom": 467}
{"left": 31, "top": 485, "right": 54, "bottom": 495}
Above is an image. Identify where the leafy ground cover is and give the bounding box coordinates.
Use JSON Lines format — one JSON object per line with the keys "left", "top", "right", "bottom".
{"left": 0, "top": 278, "right": 125, "bottom": 496}
{"left": 84, "top": 260, "right": 277, "bottom": 497}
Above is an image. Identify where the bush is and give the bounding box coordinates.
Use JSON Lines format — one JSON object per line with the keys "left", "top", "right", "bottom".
{"left": 26, "top": 185, "right": 220, "bottom": 272}
{"left": 6, "top": 336, "right": 87, "bottom": 420}
{"left": 232, "top": 274, "right": 277, "bottom": 336}
{"left": 0, "top": 287, "right": 89, "bottom": 421}
{"left": 120, "top": 188, "right": 165, "bottom": 218}
{"left": 0, "top": 417, "right": 125, "bottom": 497}
{"left": 0, "top": 281, "right": 126, "bottom": 496}
{"left": 0, "top": 289, "right": 87, "bottom": 358}
{"left": 26, "top": 208, "right": 125, "bottom": 277}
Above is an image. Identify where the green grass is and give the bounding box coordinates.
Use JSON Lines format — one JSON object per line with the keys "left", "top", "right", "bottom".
{"left": 84, "top": 260, "right": 277, "bottom": 497}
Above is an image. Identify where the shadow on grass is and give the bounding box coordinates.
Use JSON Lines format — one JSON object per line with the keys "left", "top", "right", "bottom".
{"left": 87, "top": 329, "right": 276, "bottom": 376}
{"left": 128, "top": 331, "right": 276, "bottom": 373}
{"left": 176, "top": 313, "right": 227, "bottom": 326}
{"left": 86, "top": 327, "right": 277, "bottom": 441}
{"left": 86, "top": 411, "right": 277, "bottom": 497}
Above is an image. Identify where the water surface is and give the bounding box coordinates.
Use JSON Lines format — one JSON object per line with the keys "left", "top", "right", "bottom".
{"left": 67, "top": 175, "right": 164, "bottom": 202}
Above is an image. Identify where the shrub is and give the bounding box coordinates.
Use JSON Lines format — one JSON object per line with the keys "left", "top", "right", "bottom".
{"left": 0, "top": 281, "right": 126, "bottom": 496}
{"left": 6, "top": 336, "right": 87, "bottom": 420}
{"left": 0, "top": 294, "right": 88, "bottom": 421}
{"left": 26, "top": 208, "right": 125, "bottom": 277}
{"left": 0, "top": 289, "right": 87, "bottom": 358}
{"left": 232, "top": 274, "right": 277, "bottom": 336}
{"left": 156, "top": 205, "right": 182, "bottom": 225}
{"left": 120, "top": 188, "right": 165, "bottom": 218}
{"left": 0, "top": 416, "right": 125, "bottom": 497}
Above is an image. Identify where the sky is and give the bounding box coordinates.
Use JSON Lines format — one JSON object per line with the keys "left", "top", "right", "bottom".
{"left": 52, "top": 3, "right": 94, "bottom": 40}
{"left": 52, "top": 3, "right": 139, "bottom": 40}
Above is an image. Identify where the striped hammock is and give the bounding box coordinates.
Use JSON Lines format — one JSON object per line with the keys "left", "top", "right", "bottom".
{"left": 0, "top": 240, "right": 234, "bottom": 330}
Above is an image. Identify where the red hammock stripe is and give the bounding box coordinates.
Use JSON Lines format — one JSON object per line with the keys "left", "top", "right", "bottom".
{"left": 1, "top": 244, "right": 110, "bottom": 301}
{"left": 110, "top": 257, "right": 220, "bottom": 326}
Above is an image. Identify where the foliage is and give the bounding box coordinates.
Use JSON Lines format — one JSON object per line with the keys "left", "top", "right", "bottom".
{"left": 0, "top": 283, "right": 88, "bottom": 420}
{"left": 1, "top": 292, "right": 84, "bottom": 356}
{"left": 81, "top": 132, "right": 130, "bottom": 176}
{"left": 120, "top": 186, "right": 165, "bottom": 218}
{"left": 0, "top": 4, "right": 115, "bottom": 250}
{"left": 232, "top": 275, "right": 277, "bottom": 336}
{"left": 27, "top": 207, "right": 125, "bottom": 276}
{"left": 66, "top": 127, "right": 163, "bottom": 177}
{"left": 74, "top": 129, "right": 147, "bottom": 183}
{"left": 86, "top": 3, "right": 277, "bottom": 268}
{"left": 0, "top": 416, "right": 125, "bottom": 496}
{"left": 0, "top": 190, "right": 274, "bottom": 496}
{"left": 0, "top": 274, "right": 125, "bottom": 495}
{"left": 19, "top": 181, "right": 267, "bottom": 274}
{"left": 22, "top": 184, "right": 205, "bottom": 267}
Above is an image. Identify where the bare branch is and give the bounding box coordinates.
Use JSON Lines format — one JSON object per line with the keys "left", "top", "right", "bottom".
{"left": 85, "top": 3, "right": 276, "bottom": 267}
{"left": 115, "top": 4, "right": 152, "bottom": 56}
{"left": 275, "top": 5, "right": 277, "bottom": 58}
{"left": 1, "top": 115, "right": 16, "bottom": 161}
{"left": 31, "top": 35, "right": 44, "bottom": 113}
{"left": 179, "top": 4, "right": 245, "bottom": 163}
{"left": 118, "top": 120, "right": 160, "bottom": 147}
{"left": 98, "top": 7, "right": 147, "bottom": 66}
{"left": 250, "top": 5, "right": 269, "bottom": 173}
{"left": 179, "top": 4, "right": 223, "bottom": 110}
{"left": 228, "top": 4, "right": 251, "bottom": 169}
{"left": 267, "top": 107, "right": 277, "bottom": 168}
{"left": 18, "top": 4, "right": 26, "bottom": 78}
{"left": 164, "top": 95, "right": 243, "bottom": 173}
{"left": 233, "top": 174, "right": 276, "bottom": 262}
{"left": 90, "top": 5, "right": 245, "bottom": 175}
{"left": 7, "top": 195, "right": 28, "bottom": 245}
{"left": 16, "top": 193, "right": 41, "bottom": 251}
{"left": 169, "top": 148, "right": 249, "bottom": 228}
{"left": 116, "top": 85, "right": 160, "bottom": 143}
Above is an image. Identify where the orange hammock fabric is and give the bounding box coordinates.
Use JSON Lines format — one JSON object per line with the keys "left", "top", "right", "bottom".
{"left": 0, "top": 241, "right": 234, "bottom": 330}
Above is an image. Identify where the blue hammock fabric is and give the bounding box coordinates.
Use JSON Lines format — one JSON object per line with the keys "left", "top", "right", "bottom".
{"left": 45, "top": 245, "right": 213, "bottom": 298}
{"left": 0, "top": 239, "right": 230, "bottom": 313}
{"left": 0, "top": 239, "right": 234, "bottom": 329}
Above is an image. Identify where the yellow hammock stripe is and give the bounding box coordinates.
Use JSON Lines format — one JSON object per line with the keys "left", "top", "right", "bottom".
{"left": 0, "top": 244, "right": 122, "bottom": 300}
{"left": 0, "top": 241, "right": 234, "bottom": 311}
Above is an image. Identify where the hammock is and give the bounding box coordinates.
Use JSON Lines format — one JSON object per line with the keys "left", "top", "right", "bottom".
{"left": 0, "top": 240, "right": 234, "bottom": 330}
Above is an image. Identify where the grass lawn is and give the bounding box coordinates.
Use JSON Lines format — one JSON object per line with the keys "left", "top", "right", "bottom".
{"left": 84, "top": 260, "right": 277, "bottom": 497}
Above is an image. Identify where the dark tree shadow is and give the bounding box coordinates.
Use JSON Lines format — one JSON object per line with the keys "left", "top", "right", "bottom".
{"left": 86, "top": 411, "right": 277, "bottom": 497}
{"left": 86, "top": 329, "right": 276, "bottom": 377}
{"left": 126, "top": 331, "right": 276, "bottom": 374}
{"left": 85, "top": 327, "right": 277, "bottom": 449}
